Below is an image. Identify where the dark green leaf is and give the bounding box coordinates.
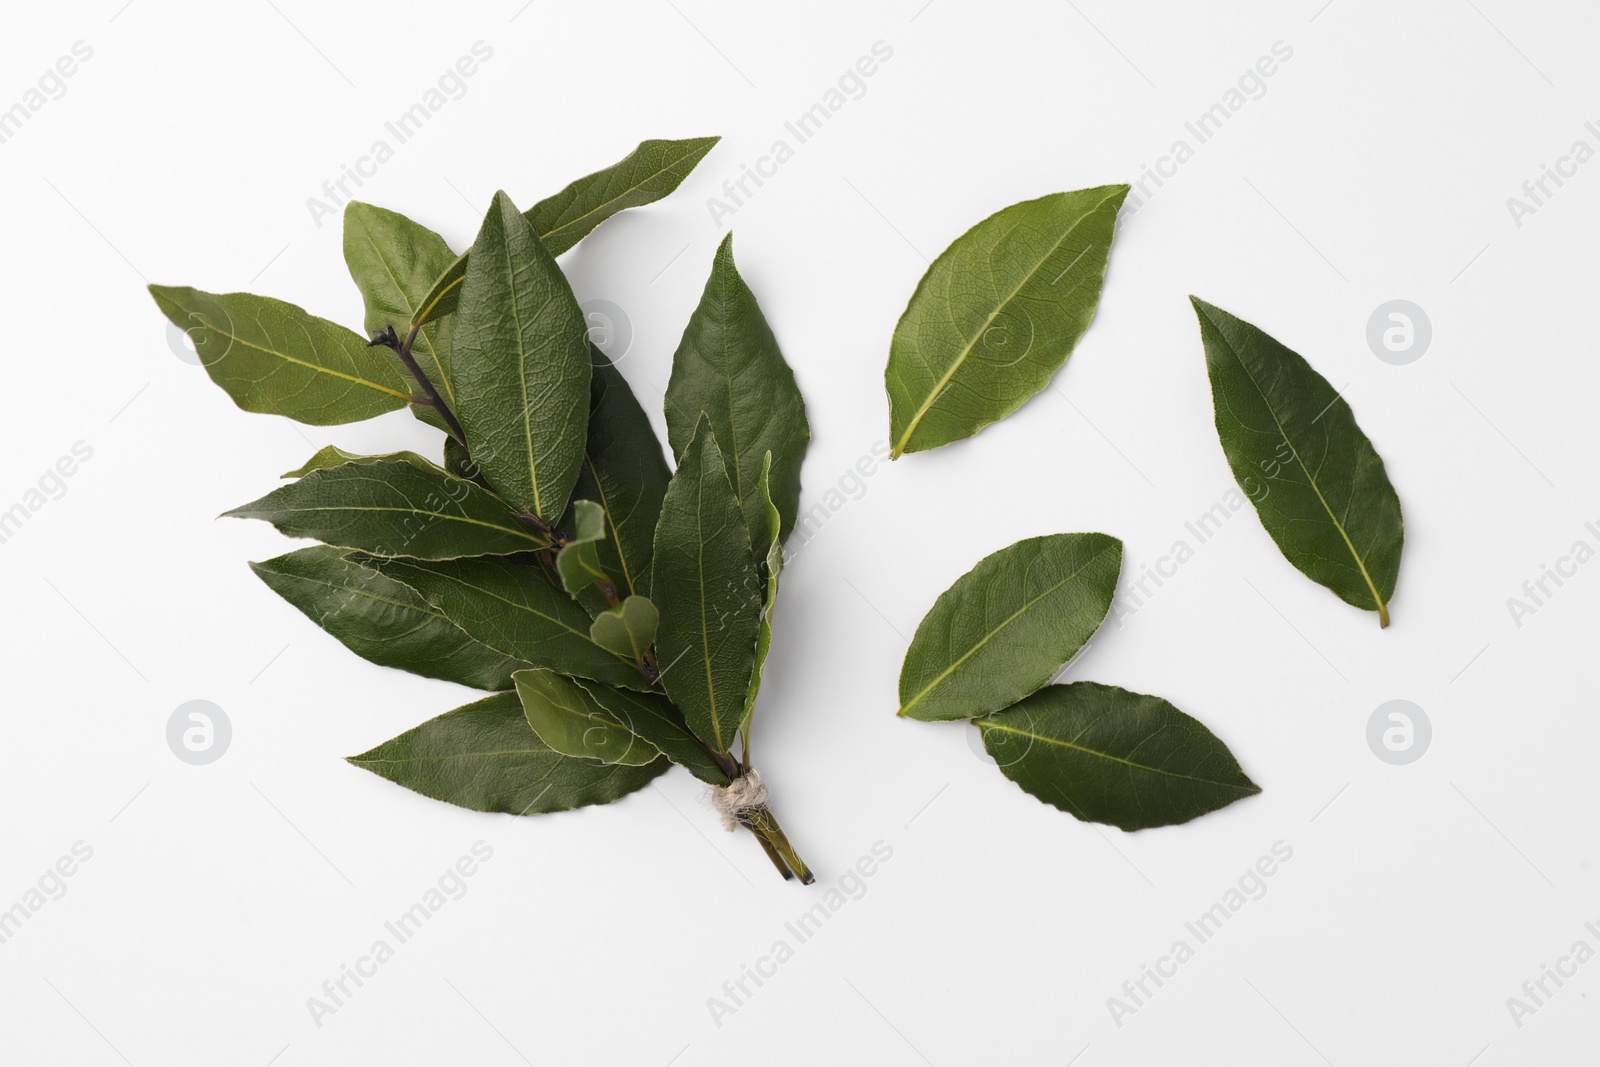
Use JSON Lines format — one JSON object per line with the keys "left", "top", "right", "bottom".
{"left": 589, "top": 595, "right": 659, "bottom": 662}
{"left": 250, "top": 546, "right": 528, "bottom": 690}
{"left": 651, "top": 416, "right": 762, "bottom": 754}
{"left": 577, "top": 680, "right": 729, "bottom": 787}
{"left": 452, "top": 190, "right": 590, "bottom": 521}
{"left": 566, "top": 346, "right": 672, "bottom": 600}
{"left": 355, "top": 555, "right": 647, "bottom": 691}
{"left": 1190, "top": 297, "right": 1404, "bottom": 626}
{"left": 886, "top": 186, "right": 1129, "bottom": 457}
{"left": 148, "top": 285, "right": 412, "bottom": 425}
{"left": 740, "top": 453, "right": 782, "bottom": 735}
{"left": 224, "top": 456, "right": 547, "bottom": 559}
{"left": 348, "top": 691, "right": 665, "bottom": 815}
{"left": 898, "top": 533, "right": 1122, "bottom": 722}
{"left": 975, "top": 682, "right": 1260, "bottom": 831}
{"left": 514, "top": 668, "right": 659, "bottom": 766}
{"left": 527, "top": 135, "right": 721, "bottom": 256}
{"left": 342, "top": 201, "right": 460, "bottom": 430}
{"left": 666, "top": 234, "right": 809, "bottom": 548}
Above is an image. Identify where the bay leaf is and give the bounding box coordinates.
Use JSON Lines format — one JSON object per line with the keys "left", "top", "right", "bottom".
{"left": 348, "top": 691, "right": 665, "bottom": 815}
{"left": 885, "top": 185, "right": 1129, "bottom": 457}
{"left": 898, "top": 532, "right": 1122, "bottom": 722}
{"left": 250, "top": 546, "right": 528, "bottom": 690}
{"left": 740, "top": 453, "right": 782, "bottom": 736}
{"left": 224, "top": 457, "right": 547, "bottom": 559}
{"left": 975, "top": 682, "right": 1260, "bottom": 830}
{"left": 577, "top": 681, "right": 730, "bottom": 787}
{"left": 1190, "top": 297, "right": 1404, "bottom": 626}
{"left": 342, "top": 201, "right": 460, "bottom": 430}
{"left": 665, "top": 234, "right": 809, "bottom": 548}
{"left": 589, "top": 595, "right": 659, "bottom": 663}
{"left": 451, "top": 190, "right": 590, "bottom": 522}
{"left": 514, "top": 668, "right": 660, "bottom": 766}
{"left": 148, "top": 285, "right": 412, "bottom": 425}
{"left": 280, "top": 445, "right": 432, "bottom": 478}
{"left": 555, "top": 500, "right": 611, "bottom": 599}
{"left": 355, "top": 554, "right": 648, "bottom": 691}
{"left": 651, "top": 416, "right": 762, "bottom": 754}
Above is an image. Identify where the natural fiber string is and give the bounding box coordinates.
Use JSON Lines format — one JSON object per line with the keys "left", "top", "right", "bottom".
{"left": 710, "top": 769, "right": 768, "bottom": 831}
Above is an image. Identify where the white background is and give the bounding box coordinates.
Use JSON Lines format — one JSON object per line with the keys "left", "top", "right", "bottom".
{"left": 2, "top": 0, "right": 1595, "bottom": 1063}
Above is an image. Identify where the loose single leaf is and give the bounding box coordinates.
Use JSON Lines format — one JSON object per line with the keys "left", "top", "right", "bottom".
{"left": 555, "top": 500, "right": 612, "bottom": 598}
{"left": 665, "top": 234, "right": 809, "bottom": 548}
{"left": 577, "top": 681, "right": 729, "bottom": 787}
{"left": 589, "top": 595, "right": 659, "bottom": 662}
{"left": 740, "top": 453, "right": 782, "bottom": 734}
{"left": 410, "top": 137, "right": 719, "bottom": 327}
{"left": 886, "top": 185, "right": 1129, "bottom": 458}
{"left": 343, "top": 201, "right": 460, "bottom": 429}
{"left": 566, "top": 347, "right": 672, "bottom": 599}
{"left": 452, "top": 190, "right": 591, "bottom": 521}
{"left": 514, "top": 668, "right": 659, "bottom": 766}
{"left": 974, "top": 682, "right": 1260, "bottom": 831}
{"left": 148, "top": 285, "right": 412, "bottom": 425}
{"left": 250, "top": 546, "right": 528, "bottom": 690}
{"left": 356, "top": 555, "right": 647, "bottom": 691}
{"left": 348, "top": 691, "right": 665, "bottom": 815}
{"left": 1190, "top": 297, "right": 1404, "bottom": 626}
{"left": 225, "top": 457, "right": 547, "bottom": 559}
{"left": 527, "top": 135, "right": 721, "bottom": 256}
{"left": 651, "top": 417, "right": 762, "bottom": 753}
{"left": 898, "top": 533, "right": 1123, "bottom": 722}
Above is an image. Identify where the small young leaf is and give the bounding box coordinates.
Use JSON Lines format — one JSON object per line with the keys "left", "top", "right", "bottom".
{"left": 898, "top": 533, "right": 1122, "bottom": 722}
{"left": 348, "top": 691, "right": 665, "bottom": 815}
{"left": 355, "top": 554, "right": 648, "bottom": 691}
{"left": 974, "top": 682, "right": 1260, "bottom": 830}
{"left": 411, "top": 137, "right": 720, "bottom": 328}
{"left": 224, "top": 457, "right": 548, "bottom": 559}
{"left": 452, "top": 190, "right": 590, "bottom": 522}
{"left": 740, "top": 453, "right": 783, "bottom": 736}
{"left": 514, "top": 668, "right": 660, "bottom": 766}
{"left": 147, "top": 285, "right": 412, "bottom": 425}
{"left": 251, "top": 546, "right": 529, "bottom": 690}
{"left": 589, "top": 595, "right": 659, "bottom": 662}
{"left": 342, "top": 202, "right": 459, "bottom": 428}
{"left": 652, "top": 416, "right": 762, "bottom": 754}
{"left": 566, "top": 347, "right": 672, "bottom": 599}
{"left": 577, "top": 681, "right": 730, "bottom": 787}
{"left": 555, "top": 500, "right": 612, "bottom": 599}
{"left": 1191, "top": 297, "right": 1404, "bottom": 626}
{"left": 527, "top": 135, "right": 722, "bottom": 256}
{"left": 666, "top": 234, "right": 809, "bottom": 548}
{"left": 886, "top": 186, "right": 1129, "bottom": 457}
{"left": 280, "top": 445, "right": 434, "bottom": 478}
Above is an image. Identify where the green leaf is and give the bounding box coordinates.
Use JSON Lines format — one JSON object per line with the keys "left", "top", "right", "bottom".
{"left": 527, "top": 135, "right": 722, "bottom": 256}
{"left": 1190, "top": 298, "right": 1404, "bottom": 627}
{"left": 514, "top": 668, "right": 660, "bottom": 766}
{"left": 566, "top": 347, "right": 672, "bottom": 600}
{"left": 666, "top": 234, "right": 809, "bottom": 548}
{"left": 148, "top": 285, "right": 412, "bottom": 425}
{"left": 250, "top": 546, "right": 528, "bottom": 690}
{"left": 897, "top": 533, "right": 1122, "bottom": 722}
{"left": 224, "top": 457, "right": 547, "bottom": 559}
{"left": 577, "top": 681, "right": 730, "bottom": 787}
{"left": 348, "top": 691, "right": 665, "bottom": 815}
{"left": 410, "top": 137, "right": 719, "bottom": 328}
{"left": 355, "top": 554, "right": 648, "bottom": 691}
{"left": 589, "top": 595, "right": 659, "bottom": 662}
{"left": 741, "top": 453, "right": 782, "bottom": 735}
{"left": 280, "top": 445, "right": 432, "bottom": 478}
{"left": 974, "top": 682, "right": 1260, "bottom": 831}
{"left": 452, "top": 190, "right": 591, "bottom": 521}
{"left": 885, "top": 186, "right": 1129, "bottom": 458}
{"left": 555, "top": 500, "right": 612, "bottom": 599}
{"left": 342, "top": 201, "right": 460, "bottom": 430}
{"left": 651, "top": 416, "right": 762, "bottom": 754}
